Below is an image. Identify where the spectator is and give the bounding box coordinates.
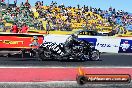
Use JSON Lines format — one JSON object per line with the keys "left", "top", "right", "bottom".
{"left": 0, "top": 18, "right": 5, "bottom": 32}
{"left": 39, "top": 21, "right": 44, "bottom": 30}
{"left": 11, "top": 23, "right": 19, "bottom": 33}
{"left": 46, "top": 21, "right": 51, "bottom": 34}
{"left": 1, "top": 1, "right": 132, "bottom": 33}
{"left": 21, "top": 23, "right": 29, "bottom": 33}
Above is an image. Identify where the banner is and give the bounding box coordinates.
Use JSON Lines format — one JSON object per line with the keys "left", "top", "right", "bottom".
{"left": 95, "top": 38, "right": 121, "bottom": 53}
{"left": 119, "top": 39, "right": 132, "bottom": 53}
{"left": 44, "top": 34, "right": 132, "bottom": 53}
{"left": 0, "top": 33, "right": 43, "bottom": 49}
{"left": 44, "top": 34, "right": 70, "bottom": 44}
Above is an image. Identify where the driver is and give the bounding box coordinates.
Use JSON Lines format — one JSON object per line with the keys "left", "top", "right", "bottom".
{"left": 64, "top": 34, "right": 83, "bottom": 56}
{"left": 66, "top": 34, "right": 83, "bottom": 46}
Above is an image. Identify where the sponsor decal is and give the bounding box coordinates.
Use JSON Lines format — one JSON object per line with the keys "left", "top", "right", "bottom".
{"left": 120, "top": 41, "right": 130, "bottom": 51}
{"left": 0, "top": 40, "right": 23, "bottom": 44}
{"left": 96, "top": 43, "right": 118, "bottom": 48}
{"left": 119, "top": 39, "right": 132, "bottom": 53}
{"left": 0, "top": 35, "right": 43, "bottom": 49}
{"left": 95, "top": 38, "right": 121, "bottom": 53}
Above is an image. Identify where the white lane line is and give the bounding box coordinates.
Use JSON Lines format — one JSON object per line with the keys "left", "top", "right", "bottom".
{"left": 0, "top": 81, "right": 76, "bottom": 84}
{"left": 0, "top": 66, "right": 131, "bottom": 68}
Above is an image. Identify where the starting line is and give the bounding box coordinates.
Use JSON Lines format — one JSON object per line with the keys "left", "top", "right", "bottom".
{"left": 0, "top": 67, "right": 131, "bottom": 82}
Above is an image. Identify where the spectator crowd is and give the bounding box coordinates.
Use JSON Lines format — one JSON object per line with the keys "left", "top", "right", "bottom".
{"left": 0, "top": 0, "right": 44, "bottom": 33}
{"left": 0, "top": 1, "right": 132, "bottom": 34}
{"left": 35, "top": 1, "right": 132, "bottom": 33}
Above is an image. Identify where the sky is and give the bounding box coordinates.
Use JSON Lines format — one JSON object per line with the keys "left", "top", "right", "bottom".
{"left": 3, "top": 0, "right": 132, "bottom": 12}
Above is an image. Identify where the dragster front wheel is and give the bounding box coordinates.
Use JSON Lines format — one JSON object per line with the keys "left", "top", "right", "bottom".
{"left": 89, "top": 50, "right": 100, "bottom": 61}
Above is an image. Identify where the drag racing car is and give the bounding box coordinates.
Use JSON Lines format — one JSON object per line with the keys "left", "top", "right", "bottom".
{"left": 74, "top": 29, "right": 115, "bottom": 36}
{"left": 38, "top": 34, "right": 100, "bottom": 61}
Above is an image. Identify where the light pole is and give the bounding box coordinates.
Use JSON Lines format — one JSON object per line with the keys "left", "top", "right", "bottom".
{"left": 8, "top": 0, "right": 9, "bottom": 7}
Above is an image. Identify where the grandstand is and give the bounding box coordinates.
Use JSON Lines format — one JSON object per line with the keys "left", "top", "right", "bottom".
{"left": 0, "top": 0, "right": 131, "bottom": 35}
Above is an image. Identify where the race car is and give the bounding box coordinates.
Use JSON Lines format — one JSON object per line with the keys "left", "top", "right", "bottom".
{"left": 38, "top": 34, "right": 100, "bottom": 61}
{"left": 74, "top": 29, "right": 116, "bottom": 36}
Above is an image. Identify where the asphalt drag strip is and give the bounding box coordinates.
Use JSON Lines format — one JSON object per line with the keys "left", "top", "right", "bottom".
{"left": 0, "top": 53, "right": 132, "bottom": 67}
{"left": 0, "top": 53, "right": 131, "bottom": 88}
{"left": 0, "top": 81, "right": 131, "bottom": 88}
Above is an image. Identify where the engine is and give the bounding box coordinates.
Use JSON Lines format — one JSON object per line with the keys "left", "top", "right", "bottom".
{"left": 72, "top": 45, "right": 84, "bottom": 56}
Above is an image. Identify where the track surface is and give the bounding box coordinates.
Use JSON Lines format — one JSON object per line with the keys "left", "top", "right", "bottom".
{"left": 0, "top": 53, "right": 131, "bottom": 67}
{"left": 0, "top": 53, "right": 131, "bottom": 88}
{"left": 0, "top": 82, "right": 131, "bottom": 88}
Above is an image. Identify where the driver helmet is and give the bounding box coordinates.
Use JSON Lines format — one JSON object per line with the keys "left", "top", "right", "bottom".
{"left": 71, "top": 34, "right": 78, "bottom": 39}
{"left": 33, "top": 36, "right": 38, "bottom": 40}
